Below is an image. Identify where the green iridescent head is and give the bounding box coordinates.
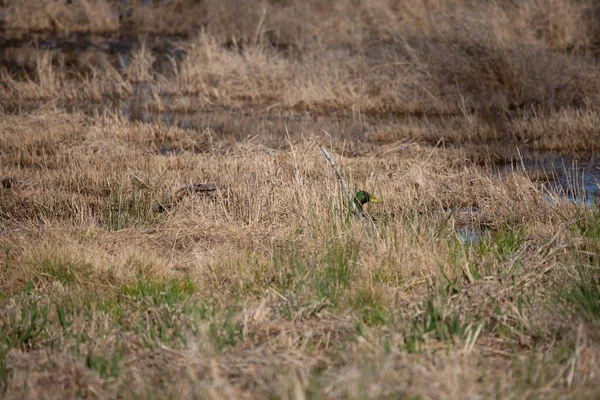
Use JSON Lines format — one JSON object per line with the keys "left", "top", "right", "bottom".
{"left": 353, "top": 191, "right": 382, "bottom": 210}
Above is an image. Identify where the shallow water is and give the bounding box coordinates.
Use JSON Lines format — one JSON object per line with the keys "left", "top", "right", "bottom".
{"left": 457, "top": 226, "right": 484, "bottom": 244}
{"left": 456, "top": 156, "right": 600, "bottom": 244}
{"left": 503, "top": 153, "right": 600, "bottom": 206}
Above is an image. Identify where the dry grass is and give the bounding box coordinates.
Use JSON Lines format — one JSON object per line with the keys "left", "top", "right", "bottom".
{"left": 1, "top": 108, "right": 599, "bottom": 398}
{"left": 3, "top": 0, "right": 600, "bottom": 152}
{"left": 2, "top": 1, "right": 600, "bottom": 398}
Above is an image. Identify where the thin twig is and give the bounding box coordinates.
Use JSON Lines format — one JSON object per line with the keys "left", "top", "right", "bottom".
{"left": 320, "top": 146, "right": 371, "bottom": 235}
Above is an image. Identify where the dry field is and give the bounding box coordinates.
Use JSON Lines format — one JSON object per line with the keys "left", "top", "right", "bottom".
{"left": 2, "top": 0, "right": 600, "bottom": 398}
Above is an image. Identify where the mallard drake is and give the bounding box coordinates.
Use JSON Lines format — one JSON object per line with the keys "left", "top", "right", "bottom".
{"left": 323, "top": 190, "right": 381, "bottom": 223}
{"left": 352, "top": 190, "right": 381, "bottom": 213}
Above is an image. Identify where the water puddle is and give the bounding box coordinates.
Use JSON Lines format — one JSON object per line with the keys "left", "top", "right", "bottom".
{"left": 503, "top": 153, "right": 600, "bottom": 206}
{"left": 0, "top": 34, "right": 187, "bottom": 75}
{"left": 457, "top": 226, "right": 485, "bottom": 244}
{"left": 546, "top": 169, "right": 599, "bottom": 206}
{"left": 454, "top": 155, "right": 600, "bottom": 245}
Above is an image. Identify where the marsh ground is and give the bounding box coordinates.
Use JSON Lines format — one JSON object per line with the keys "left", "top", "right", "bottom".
{"left": 1, "top": 1, "right": 600, "bottom": 398}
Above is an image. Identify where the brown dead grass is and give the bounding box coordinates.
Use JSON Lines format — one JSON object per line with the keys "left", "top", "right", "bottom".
{"left": 2, "top": 1, "right": 600, "bottom": 398}
{"left": 4, "top": 7, "right": 600, "bottom": 152}
{"left": 1, "top": 108, "right": 599, "bottom": 398}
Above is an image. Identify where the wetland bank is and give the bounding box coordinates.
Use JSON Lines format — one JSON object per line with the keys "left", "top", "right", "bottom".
{"left": 1, "top": 1, "right": 600, "bottom": 398}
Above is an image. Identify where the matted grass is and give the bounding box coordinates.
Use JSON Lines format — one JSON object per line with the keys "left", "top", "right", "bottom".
{"left": 1, "top": 109, "right": 599, "bottom": 398}
{"left": 2, "top": 0, "right": 600, "bottom": 398}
